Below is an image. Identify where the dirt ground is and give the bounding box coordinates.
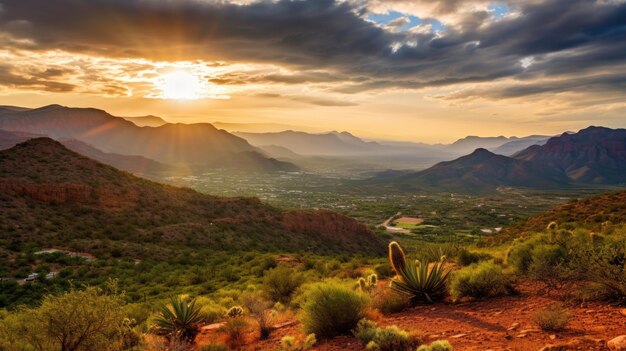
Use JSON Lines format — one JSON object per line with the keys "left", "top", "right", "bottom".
{"left": 195, "top": 282, "right": 626, "bottom": 351}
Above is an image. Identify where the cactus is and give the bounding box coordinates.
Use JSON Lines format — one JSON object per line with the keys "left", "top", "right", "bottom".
{"left": 388, "top": 241, "right": 406, "bottom": 275}
{"left": 358, "top": 277, "right": 368, "bottom": 291}
{"left": 227, "top": 305, "right": 244, "bottom": 318}
{"left": 368, "top": 274, "right": 378, "bottom": 287}
{"left": 388, "top": 242, "right": 449, "bottom": 303}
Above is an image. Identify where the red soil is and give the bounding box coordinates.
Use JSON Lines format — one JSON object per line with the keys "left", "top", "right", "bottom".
{"left": 195, "top": 282, "right": 626, "bottom": 351}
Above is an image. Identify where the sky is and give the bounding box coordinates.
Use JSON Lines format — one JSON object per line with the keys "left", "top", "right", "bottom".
{"left": 0, "top": 0, "right": 624, "bottom": 143}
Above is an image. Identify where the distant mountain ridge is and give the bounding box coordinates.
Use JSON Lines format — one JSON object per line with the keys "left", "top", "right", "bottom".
{"left": 122, "top": 115, "right": 168, "bottom": 127}
{"left": 0, "top": 104, "right": 296, "bottom": 172}
{"left": 378, "top": 126, "right": 626, "bottom": 192}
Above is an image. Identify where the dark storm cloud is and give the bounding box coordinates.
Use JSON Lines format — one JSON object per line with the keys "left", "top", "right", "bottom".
{"left": 0, "top": 0, "right": 624, "bottom": 98}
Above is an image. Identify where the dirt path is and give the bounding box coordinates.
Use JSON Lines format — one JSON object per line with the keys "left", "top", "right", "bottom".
{"left": 380, "top": 212, "right": 411, "bottom": 234}
{"left": 196, "top": 282, "right": 626, "bottom": 351}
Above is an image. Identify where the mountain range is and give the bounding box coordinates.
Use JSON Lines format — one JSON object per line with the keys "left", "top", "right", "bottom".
{"left": 378, "top": 126, "right": 626, "bottom": 192}
{"left": 0, "top": 105, "right": 296, "bottom": 173}
{"left": 0, "top": 138, "right": 384, "bottom": 255}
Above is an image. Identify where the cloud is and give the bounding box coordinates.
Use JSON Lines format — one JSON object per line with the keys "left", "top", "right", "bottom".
{"left": 0, "top": 0, "right": 624, "bottom": 106}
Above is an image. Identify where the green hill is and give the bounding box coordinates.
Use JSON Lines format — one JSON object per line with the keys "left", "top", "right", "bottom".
{"left": 0, "top": 138, "right": 384, "bottom": 307}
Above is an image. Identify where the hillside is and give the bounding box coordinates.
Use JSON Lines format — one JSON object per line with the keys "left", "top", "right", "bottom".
{"left": 506, "top": 190, "right": 626, "bottom": 234}
{"left": 0, "top": 138, "right": 384, "bottom": 256}
{"left": 513, "top": 126, "right": 626, "bottom": 184}
{"left": 491, "top": 135, "right": 550, "bottom": 156}
{"left": 122, "top": 115, "right": 168, "bottom": 127}
{"left": 380, "top": 127, "right": 626, "bottom": 192}
{"left": 389, "top": 148, "right": 569, "bottom": 192}
{"left": 0, "top": 105, "right": 296, "bottom": 172}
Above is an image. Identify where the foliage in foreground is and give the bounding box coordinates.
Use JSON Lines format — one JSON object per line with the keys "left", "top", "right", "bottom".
{"left": 388, "top": 242, "right": 450, "bottom": 303}
{"left": 354, "top": 319, "right": 420, "bottom": 351}
{"left": 533, "top": 305, "right": 571, "bottom": 331}
{"left": 0, "top": 284, "right": 141, "bottom": 351}
{"left": 448, "top": 261, "right": 514, "bottom": 300}
{"left": 417, "top": 340, "right": 454, "bottom": 351}
{"left": 300, "top": 282, "right": 370, "bottom": 339}
{"left": 152, "top": 296, "right": 203, "bottom": 342}
{"left": 280, "top": 334, "right": 316, "bottom": 351}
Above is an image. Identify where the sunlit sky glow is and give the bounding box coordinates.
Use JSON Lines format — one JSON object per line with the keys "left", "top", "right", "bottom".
{"left": 0, "top": 0, "right": 624, "bottom": 143}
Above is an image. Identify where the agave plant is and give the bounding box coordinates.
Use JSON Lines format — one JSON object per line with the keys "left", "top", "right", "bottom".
{"left": 388, "top": 241, "right": 450, "bottom": 303}
{"left": 152, "top": 296, "right": 203, "bottom": 342}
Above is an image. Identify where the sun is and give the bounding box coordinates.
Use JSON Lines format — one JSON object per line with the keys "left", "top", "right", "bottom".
{"left": 158, "top": 71, "right": 204, "bottom": 100}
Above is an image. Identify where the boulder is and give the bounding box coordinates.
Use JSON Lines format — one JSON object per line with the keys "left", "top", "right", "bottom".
{"left": 609, "top": 335, "right": 626, "bottom": 351}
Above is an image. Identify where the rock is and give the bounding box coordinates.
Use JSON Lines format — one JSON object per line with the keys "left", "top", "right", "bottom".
{"left": 516, "top": 333, "right": 527, "bottom": 338}
{"left": 550, "top": 334, "right": 557, "bottom": 340}
{"left": 451, "top": 333, "right": 467, "bottom": 339}
{"left": 608, "top": 335, "right": 626, "bottom": 351}
{"left": 507, "top": 322, "right": 520, "bottom": 331}
{"left": 620, "top": 309, "right": 626, "bottom": 317}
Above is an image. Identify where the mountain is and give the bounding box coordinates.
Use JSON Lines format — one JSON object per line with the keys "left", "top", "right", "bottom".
{"left": 0, "top": 129, "right": 43, "bottom": 150}
{"left": 0, "top": 104, "right": 296, "bottom": 172}
{"left": 122, "top": 115, "right": 168, "bottom": 127}
{"left": 213, "top": 121, "right": 312, "bottom": 133}
{"left": 258, "top": 145, "right": 302, "bottom": 160}
{"left": 445, "top": 135, "right": 552, "bottom": 155}
{"left": 512, "top": 126, "right": 626, "bottom": 184}
{"left": 0, "top": 138, "right": 385, "bottom": 255}
{"left": 491, "top": 136, "right": 550, "bottom": 156}
{"left": 445, "top": 136, "right": 514, "bottom": 155}
{"left": 59, "top": 139, "right": 175, "bottom": 175}
{"left": 390, "top": 148, "right": 569, "bottom": 192}
{"left": 378, "top": 126, "right": 626, "bottom": 192}
{"left": 234, "top": 130, "right": 383, "bottom": 156}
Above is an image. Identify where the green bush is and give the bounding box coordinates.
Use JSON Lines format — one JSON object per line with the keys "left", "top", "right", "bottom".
{"left": 456, "top": 249, "right": 491, "bottom": 266}
{"left": 528, "top": 244, "right": 576, "bottom": 291}
{"left": 448, "top": 262, "right": 514, "bottom": 300}
{"left": 417, "top": 340, "right": 454, "bottom": 351}
{"left": 300, "top": 282, "right": 370, "bottom": 339}
{"left": 201, "top": 344, "right": 228, "bottom": 351}
{"left": 264, "top": 266, "right": 304, "bottom": 303}
{"left": 533, "top": 305, "right": 570, "bottom": 331}
{"left": 280, "top": 333, "right": 316, "bottom": 351}
{"left": 372, "top": 288, "right": 410, "bottom": 314}
{"left": 353, "top": 319, "right": 418, "bottom": 351}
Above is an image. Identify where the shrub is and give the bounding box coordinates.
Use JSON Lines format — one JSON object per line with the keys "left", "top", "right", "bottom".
{"left": 0, "top": 286, "right": 130, "bottom": 351}
{"left": 528, "top": 244, "right": 576, "bottom": 291}
{"left": 199, "top": 303, "right": 224, "bottom": 324}
{"left": 507, "top": 240, "right": 535, "bottom": 274}
{"left": 372, "top": 288, "right": 410, "bottom": 314}
{"left": 300, "top": 282, "right": 370, "bottom": 339}
{"left": 448, "top": 262, "right": 514, "bottom": 300}
{"left": 417, "top": 340, "right": 454, "bottom": 351}
{"left": 241, "top": 293, "right": 275, "bottom": 339}
{"left": 388, "top": 242, "right": 449, "bottom": 303}
{"left": 456, "top": 249, "right": 491, "bottom": 266}
{"left": 533, "top": 305, "right": 571, "bottom": 331}
{"left": 353, "top": 319, "right": 418, "bottom": 351}
{"left": 219, "top": 317, "right": 248, "bottom": 348}
{"left": 152, "top": 296, "right": 203, "bottom": 342}
{"left": 264, "top": 266, "right": 304, "bottom": 303}
{"left": 201, "top": 344, "right": 228, "bottom": 351}
{"left": 280, "top": 333, "right": 316, "bottom": 351}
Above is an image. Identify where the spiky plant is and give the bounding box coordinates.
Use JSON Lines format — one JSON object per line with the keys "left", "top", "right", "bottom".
{"left": 227, "top": 306, "right": 244, "bottom": 318}
{"left": 388, "top": 242, "right": 450, "bottom": 303}
{"left": 388, "top": 242, "right": 406, "bottom": 275}
{"left": 152, "top": 296, "right": 203, "bottom": 342}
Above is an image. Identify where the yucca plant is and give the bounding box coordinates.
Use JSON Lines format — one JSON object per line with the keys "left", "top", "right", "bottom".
{"left": 152, "top": 296, "right": 203, "bottom": 342}
{"left": 388, "top": 241, "right": 450, "bottom": 303}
